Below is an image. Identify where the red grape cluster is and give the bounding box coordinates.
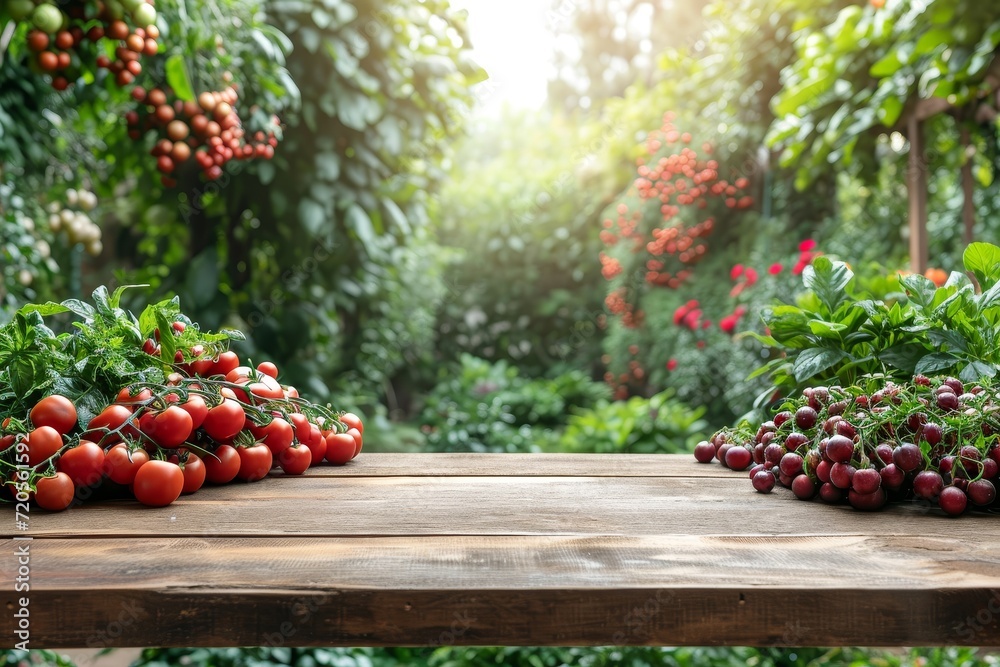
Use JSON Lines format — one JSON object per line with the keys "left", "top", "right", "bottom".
{"left": 14, "top": 0, "right": 159, "bottom": 90}
{"left": 126, "top": 86, "right": 280, "bottom": 186}
{"left": 694, "top": 375, "right": 1000, "bottom": 516}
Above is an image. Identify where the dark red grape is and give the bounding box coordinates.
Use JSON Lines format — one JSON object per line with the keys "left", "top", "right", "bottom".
{"left": 968, "top": 479, "right": 997, "bottom": 507}
{"left": 943, "top": 377, "right": 964, "bottom": 395}
{"left": 773, "top": 411, "right": 793, "bottom": 428}
{"left": 779, "top": 452, "right": 804, "bottom": 477}
{"left": 826, "top": 435, "right": 855, "bottom": 464}
{"left": 791, "top": 474, "right": 815, "bottom": 500}
{"left": 922, "top": 422, "right": 943, "bottom": 445}
{"left": 764, "top": 443, "right": 784, "bottom": 466}
{"left": 827, "top": 400, "right": 848, "bottom": 416}
{"left": 892, "top": 443, "right": 923, "bottom": 472}
{"left": 938, "top": 486, "right": 967, "bottom": 516}
{"left": 784, "top": 432, "right": 809, "bottom": 452}
{"left": 848, "top": 488, "right": 886, "bottom": 511}
{"left": 693, "top": 441, "right": 716, "bottom": 463}
{"left": 835, "top": 420, "right": 857, "bottom": 439}
{"left": 983, "top": 458, "right": 998, "bottom": 480}
{"left": 717, "top": 442, "right": 733, "bottom": 467}
{"left": 937, "top": 392, "right": 959, "bottom": 411}
{"left": 879, "top": 463, "right": 905, "bottom": 491}
{"left": 819, "top": 482, "right": 843, "bottom": 504}
{"left": 830, "top": 462, "right": 856, "bottom": 489}
{"left": 753, "top": 443, "right": 766, "bottom": 464}
{"left": 795, "top": 406, "right": 818, "bottom": 430}
{"left": 749, "top": 463, "right": 766, "bottom": 479}
{"left": 752, "top": 470, "right": 776, "bottom": 493}
{"left": 874, "top": 443, "right": 894, "bottom": 465}
{"left": 851, "top": 468, "right": 881, "bottom": 495}
{"left": 913, "top": 470, "right": 944, "bottom": 500}
{"left": 725, "top": 445, "right": 753, "bottom": 471}
{"left": 815, "top": 459, "right": 832, "bottom": 484}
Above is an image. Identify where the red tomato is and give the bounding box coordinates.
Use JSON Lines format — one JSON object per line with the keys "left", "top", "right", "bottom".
{"left": 27, "top": 426, "right": 63, "bottom": 466}
{"left": 236, "top": 443, "right": 273, "bottom": 482}
{"left": 257, "top": 361, "right": 278, "bottom": 378}
{"left": 117, "top": 387, "right": 153, "bottom": 405}
{"left": 202, "top": 399, "right": 246, "bottom": 442}
{"left": 277, "top": 443, "right": 311, "bottom": 474}
{"left": 143, "top": 405, "right": 193, "bottom": 448}
{"left": 179, "top": 394, "right": 208, "bottom": 430}
{"left": 283, "top": 386, "right": 299, "bottom": 399}
{"left": 305, "top": 426, "right": 326, "bottom": 465}
{"left": 211, "top": 351, "right": 240, "bottom": 377}
{"left": 190, "top": 357, "right": 215, "bottom": 376}
{"left": 171, "top": 321, "right": 186, "bottom": 334}
{"left": 346, "top": 427, "right": 363, "bottom": 458}
{"left": 35, "top": 472, "right": 75, "bottom": 511}
{"left": 0, "top": 434, "right": 15, "bottom": 452}
{"left": 252, "top": 417, "right": 293, "bottom": 456}
{"left": 57, "top": 441, "right": 105, "bottom": 487}
{"left": 132, "top": 460, "right": 184, "bottom": 507}
{"left": 225, "top": 366, "right": 254, "bottom": 383}
{"left": 30, "top": 395, "right": 77, "bottom": 435}
{"left": 104, "top": 444, "right": 149, "bottom": 485}
{"left": 203, "top": 444, "right": 241, "bottom": 484}
{"left": 247, "top": 376, "right": 283, "bottom": 402}
{"left": 340, "top": 412, "right": 364, "bottom": 435}
{"left": 289, "top": 413, "right": 311, "bottom": 442}
{"left": 179, "top": 454, "right": 206, "bottom": 494}
{"left": 325, "top": 433, "right": 356, "bottom": 465}
{"left": 85, "top": 404, "right": 134, "bottom": 443}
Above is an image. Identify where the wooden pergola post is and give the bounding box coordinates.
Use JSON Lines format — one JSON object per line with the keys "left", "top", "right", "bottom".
{"left": 907, "top": 113, "right": 929, "bottom": 275}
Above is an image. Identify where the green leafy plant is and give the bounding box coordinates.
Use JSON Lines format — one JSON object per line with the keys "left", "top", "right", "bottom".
{"left": 750, "top": 242, "right": 1000, "bottom": 406}
{"left": 550, "top": 389, "right": 708, "bottom": 454}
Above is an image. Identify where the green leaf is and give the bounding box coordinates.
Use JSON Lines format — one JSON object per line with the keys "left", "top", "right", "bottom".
{"left": 165, "top": 55, "right": 195, "bottom": 102}
{"left": 963, "top": 242, "right": 1000, "bottom": 289}
{"left": 802, "top": 257, "right": 853, "bottom": 313}
{"left": 20, "top": 302, "right": 72, "bottom": 317}
{"left": 961, "top": 360, "right": 997, "bottom": 383}
{"left": 298, "top": 198, "right": 327, "bottom": 236}
{"left": 155, "top": 310, "right": 177, "bottom": 366}
{"left": 900, "top": 273, "right": 939, "bottom": 311}
{"left": 345, "top": 204, "right": 377, "bottom": 251}
{"left": 926, "top": 329, "right": 969, "bottom": 352}
{"left": 792, "top": 347, "right": 848, "bottom": 383}
{"left": 807, "top": 319, "right": 846, "bottom": 337}
{"left": 879, "top": 343, "right": 926, "bottom": 374}
{"left": 914, "top": 352, "right": 959, "bottom": 375}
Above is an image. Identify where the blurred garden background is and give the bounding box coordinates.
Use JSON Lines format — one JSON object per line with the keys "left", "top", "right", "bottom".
{"left": 4, "top": 0, "right": 1000, "bottom": 663}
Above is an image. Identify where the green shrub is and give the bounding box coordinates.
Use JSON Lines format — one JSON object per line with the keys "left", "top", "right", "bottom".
{"left": 549, "top": 389, "right": 708, "bottom": 454}
{"left": 418, "top": 355, "right": 610, "bottom": 453}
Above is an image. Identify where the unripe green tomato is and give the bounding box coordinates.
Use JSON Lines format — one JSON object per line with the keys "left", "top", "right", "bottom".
{"left": 7, "top": 0, "right": 35, "bottom": 21}
{"left": 120, "top": 0, "right": 143, "bottom": 13}
{"left": 30, "top": 3, "right": 62, "bottom": 33}
{"left": 131, "top": 2, "right": 156, "bottom": 28}
{"left": 104, "top": 0, "right": 124, "bottom": 19}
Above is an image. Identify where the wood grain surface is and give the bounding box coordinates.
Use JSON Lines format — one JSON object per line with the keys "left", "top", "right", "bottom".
{"left": 2, "top": 453, "right": 999, "bottom": 648}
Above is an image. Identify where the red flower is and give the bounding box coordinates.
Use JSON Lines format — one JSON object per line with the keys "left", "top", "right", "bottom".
{"left": 798, "top": 239, "right": 816, "bottom": 252}
{"left": 744, "top": 267, "right": 758, "bottom": 286}
{"left": 666, "top": 359, "right": 678, "bottom": 371}
{"left": 792, "top": 260, "right": 807, "bottom": 276}
{"left": 719, "top": 316, "right": 737, "bottom": 334}
{"left": 768, "top": 263, "right": 783, "bottom": 275}
{"left": 730, "top": 264, "right": 744, "bottom": 281}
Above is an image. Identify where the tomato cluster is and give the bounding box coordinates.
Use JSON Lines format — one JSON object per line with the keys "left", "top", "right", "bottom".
{"left": 2, "top": 323, "right": 363, "bottom": 511}
{"left": 13, "top": 0, "right": 159, "bottom": 90}
{"left": 127, "top": 86, "right": 281, "bottom": 186}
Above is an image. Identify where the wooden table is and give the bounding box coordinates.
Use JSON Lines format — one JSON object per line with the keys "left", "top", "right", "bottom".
{"left": 3, "top": 453, "right": 1000, "bottom": 649}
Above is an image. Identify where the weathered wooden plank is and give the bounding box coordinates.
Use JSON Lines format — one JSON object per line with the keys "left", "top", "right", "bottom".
{"left": 3, "top": 535, "right": 999, "bottom": 648}
{"left": 288, "top": 453, "right": 731, "bottom": 478}
{"left": 17, "top": 476, "right": 996, "bottom": 539}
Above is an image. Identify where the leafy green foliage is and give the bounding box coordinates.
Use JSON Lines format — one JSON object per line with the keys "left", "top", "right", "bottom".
{"left": 769, "top": 0, "right": 1000, "bottom": 188}
{"left": 418, "top": 354, "right": 609, "bottom": 453}
{"left": 550, "top": 389, "right": 708, "bottom": 453}
{"left": 752, "top": 243, "right": 1000, "bottom": 405}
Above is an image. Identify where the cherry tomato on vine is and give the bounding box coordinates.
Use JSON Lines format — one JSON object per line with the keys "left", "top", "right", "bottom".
{"left": 289, "top": 413, "right": 311, "bottom": 442}
{"left": 178, "top": 453, "right": 206, "bottom": 494}
{"left": 346, "top": 427, "right": 363, "bottom": 459}
{"left": 179, "top": 394, "right": 208, "bottom": 430}
{"left": 35, "top": 472, "right": 75, "bottom": 511}
{"left": 211, "top": 351, "right": 240, "bottom": 377}
{"left": 236, "top": 443, "right": 272, "bottom": 482}
{"left": 30, "top": 395, "right": 77, "bottom": 435}
{"left": 325, "top": 433, "right": 356, "bottom": 466}
{"left": 27, "top": 426, "right": 63, "bottom": 466}
{"left": 256, "top": 362, "right": 278, "bottom": 379}
{"left": 85, "top": 404, "right": 134, "bottom": 443}
{"left": 340, "top": 412, "right": 364, "bottom": 436}
{"left": 203, "top": 444, "right": 241, "bottom": 484}
{"left": 277, "top": 443, "right": 311, "bottom": 475}
{"left": 202, "top": 399, "right": 245, "bottom": 442}
{"left": 283, "top": 386, "right": 299, "bottom": 399}
{"left": 57, "top": 441, "right": 105, "bottom": 487}
{"left": 117, "top": 387, "right": 153, "bottom": 405}
{"left": 305, "top": 426, "right": 326, "bottom": 465}
{"left": 145, "top": 405, "right": 194, "bottom": 448}
{"left": 132, "top": 460, "right": 184, "bottom": 507}
{"left": 103, "top": 444, "right": 149, "bottom": 485}
{"left": 250, "top": 417, "right": 293, "bottom": 456}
